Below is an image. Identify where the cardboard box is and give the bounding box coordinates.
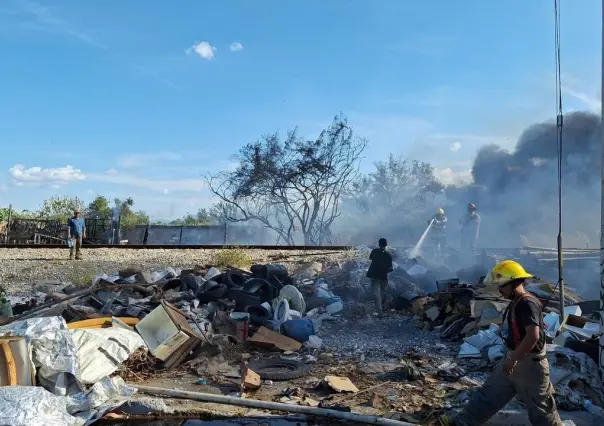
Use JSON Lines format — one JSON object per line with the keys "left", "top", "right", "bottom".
{"left": 560, "top": 314, "right": 599, "bottom": 340}
{"left": 249, "top": 326, "right": 302, "bottom": 352}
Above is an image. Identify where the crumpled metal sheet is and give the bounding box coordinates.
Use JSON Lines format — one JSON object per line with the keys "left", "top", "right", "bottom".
{"left": 458, "top": 324, "right": 505, "bottom": 362}
{"left": 71, "top": 327, "right": 145, "bottom": 384}
{"left": 0, "top": 386, "right": 84, "bottom": 426}
{"left": 0, "top": 377, "right": 137, "bottom": 426}
{"left": 68, "top": 377, "right": 138, "bottom": 424}
{"left": 0, "top": 316, "right": 81, "bottom": 395}
{"left": 547, "top": 345, "right": 604, "bottom": 411}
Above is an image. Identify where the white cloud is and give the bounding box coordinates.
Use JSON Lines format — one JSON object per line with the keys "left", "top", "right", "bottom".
{"left": 8, "top": 164, "right": 85, "bottom": 186}
{"left": 187, "top": 41, "right": 216, "bottom": 60}
{"left": 118, "top": 152, "right": 182, "bottom": 169}
{"left": 450, "top": 141, "right": 462, "bottom": 152}
{"left": 434, "top": 167, "right": 473, "bottom": 186}
{"left": 106, "top": 168, "right": 119, "bottom": 175}
{"left": 230, "top": 42, "right": 244, "bottom": 52}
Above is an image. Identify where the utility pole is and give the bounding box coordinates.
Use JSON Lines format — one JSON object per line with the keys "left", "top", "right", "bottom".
{"left": 600, "top": 0, "right": 604, "bottom": 381}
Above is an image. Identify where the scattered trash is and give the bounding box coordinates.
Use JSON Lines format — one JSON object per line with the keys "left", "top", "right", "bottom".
{"left": 241, "top": 363, "right": 261, "bottom": 391}
{"left": 248, "top": 358, "right": 310, "bottom": 381}
{"left": 230, "top": 312, "right": 250, "bottom": 342}
{"left": 324, "top": 375, "right": 359, "bottom": 393}
{"left": 249, "top": 326, "right": 302, "bottom": 352}
{"left": 0, "top": 247, "right": 601, "bottom": 424}
{"left": 303, "top": 335, "right": 323, "bottom": 349}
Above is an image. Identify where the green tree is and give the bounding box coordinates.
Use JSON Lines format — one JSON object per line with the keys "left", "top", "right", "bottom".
{"left": 352, "top": 155, "right": 443, "bottom": 217}
{"left": 0, "top": 208, "right": 36, "bottom": 220}
{"left": 0, "top": 207, "right": 12, "bottom": 223}
{"left": 169, "top": 208, "right": 215, "bottom": 226}
{"left": 86, "top": 195, "right": 112, "bottom": 219}
{"left": 115, "top": 198, "right": 149, "bottom": 230}
{"left": 38, "top": 195, "right": 85, "bottom": 223}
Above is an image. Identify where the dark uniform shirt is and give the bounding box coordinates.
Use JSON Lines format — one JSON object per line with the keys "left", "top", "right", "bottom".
{"left": 366, "top": 248, "right": 393, "bottom": 280}
{"left": 505, "top": 295, "right": 546, "bottom": 354}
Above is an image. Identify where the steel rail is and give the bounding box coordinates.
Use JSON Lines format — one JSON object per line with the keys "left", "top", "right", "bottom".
{"left": 0, "top": 243, "right": 354, "bottom": 250}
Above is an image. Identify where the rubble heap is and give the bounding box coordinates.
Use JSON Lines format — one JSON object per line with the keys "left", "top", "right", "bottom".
{"left": 0, "top": 246, "right": 601, "bottom": 425}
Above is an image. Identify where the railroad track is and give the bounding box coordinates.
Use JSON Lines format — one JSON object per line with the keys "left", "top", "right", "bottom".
{"left": 0, "top": 244, "right": 354, "bottom": 250}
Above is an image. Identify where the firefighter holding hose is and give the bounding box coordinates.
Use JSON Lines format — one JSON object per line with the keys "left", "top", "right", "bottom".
{"left": 460, "top": 203, "right": 480, "bottom": 254}
{"left": 429, "top": 208, "right": 447, "bottom": 256}
{"left": 441, "top": 260, "right": 562, "bottom": 426}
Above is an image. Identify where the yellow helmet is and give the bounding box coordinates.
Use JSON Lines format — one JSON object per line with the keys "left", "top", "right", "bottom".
{"left": 484, "top": 260, "right": 533, "bottom": 287}
{"left": 437, "top": 208, "right": 445, "bottom": 215}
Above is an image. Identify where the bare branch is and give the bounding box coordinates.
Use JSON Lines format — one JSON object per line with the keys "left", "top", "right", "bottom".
{"left": 203, "top": 114, "right": 366, "bottom": 244}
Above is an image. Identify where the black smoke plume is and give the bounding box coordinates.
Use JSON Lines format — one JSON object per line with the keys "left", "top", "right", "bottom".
{"left": 447, "top": 111, "right": 601, "bottom": 249}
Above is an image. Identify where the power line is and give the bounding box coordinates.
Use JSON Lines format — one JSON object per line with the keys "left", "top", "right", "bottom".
{"left": 554, "top": 0, "right": 565, "bottom": 317}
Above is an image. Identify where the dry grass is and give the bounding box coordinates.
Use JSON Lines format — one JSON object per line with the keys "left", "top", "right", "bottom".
{"left": 65, "top": 263, "right": 98, "bottom": 287}
{"left": 211, "top": 248, "right": 253, "bottom": 269}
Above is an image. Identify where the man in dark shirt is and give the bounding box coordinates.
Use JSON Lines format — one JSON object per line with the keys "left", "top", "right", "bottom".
{"left": 446, "top": 260, "right": 562, "bottom": 426}
{"left": 67, "top": 209, "right": 86, "bottom": 260}
{"left": 366, "top": 238, "right": 393, "bottom": 316}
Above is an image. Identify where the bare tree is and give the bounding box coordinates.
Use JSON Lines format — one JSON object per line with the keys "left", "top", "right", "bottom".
{"left": 343, "top": 155, "right": 444, "bottom": 244}
{"left": 206, "top": 114, "right": 367, "bottom": 245}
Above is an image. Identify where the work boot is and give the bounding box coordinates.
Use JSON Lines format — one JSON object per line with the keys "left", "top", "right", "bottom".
{"left": 438, "top": 415, "right": 456, "bottom": 425}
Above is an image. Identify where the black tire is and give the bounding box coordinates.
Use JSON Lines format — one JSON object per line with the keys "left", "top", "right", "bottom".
{"left": 248, "top": 359, "right": 310, "bottom": 381}
{"left": 243, "top": 278, "right": 277, "bottom": 302}
{"left": 224, "top": 269, "right": 248, "bottom": 289}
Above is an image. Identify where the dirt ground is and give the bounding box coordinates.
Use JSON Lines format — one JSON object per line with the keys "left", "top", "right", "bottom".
{"left": 0, "top": 247, "right": 350, "bottom": 292}
{"left": 1, "top": 248, "right": 599, "bottom": 425}
{"left": 116, "top": 310, "right": 600, "bottom": 425}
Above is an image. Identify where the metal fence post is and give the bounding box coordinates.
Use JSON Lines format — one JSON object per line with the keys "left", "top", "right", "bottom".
{"left": 224, "top": 223, "right": 227, "bottom": 245}
{"left": 4, "top": 204, "right": 12, "bottom": 244}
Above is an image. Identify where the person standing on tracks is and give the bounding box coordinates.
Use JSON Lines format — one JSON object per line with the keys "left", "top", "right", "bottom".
{"left": 441, "top": 260, "right": 562, "bottom": 426}
{"left": 67, "top": 209, "right": 86, "bottom": 260}
{"left": 366, "top": 238, "right": 393, "bottom": 317}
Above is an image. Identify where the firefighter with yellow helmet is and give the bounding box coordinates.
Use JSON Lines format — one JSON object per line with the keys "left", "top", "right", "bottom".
{"left": 428, "top": 207, "right": 447, "bottom": 256}
{"left": 442, "top": 260, "right": 562, "bottom": 426}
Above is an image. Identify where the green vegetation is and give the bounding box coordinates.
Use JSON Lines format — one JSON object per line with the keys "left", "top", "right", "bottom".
{"left": 211, "top": 248, "right": 253, "bottom": 269}
{"left": 1, "top": 195, "right": 224, "bottom": 229}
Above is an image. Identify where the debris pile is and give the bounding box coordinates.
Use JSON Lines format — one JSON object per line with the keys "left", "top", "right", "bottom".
{"left": 0, "top": 246, "right": 602, "bottom": 425}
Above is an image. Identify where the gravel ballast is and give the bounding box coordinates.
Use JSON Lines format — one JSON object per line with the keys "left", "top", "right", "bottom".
{"left": 0, "top": 247, "right": 350, "bottom": 294}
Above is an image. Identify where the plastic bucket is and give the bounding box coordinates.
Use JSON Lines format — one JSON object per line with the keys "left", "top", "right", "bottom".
{"left": 230, "top": 312, "right": 250, "bottom": 342}
{"left": 281, "top": 319, "right": 315, "bottom": 343}
{"left": 0, "top": 302, "right": 13, "bottom": 318}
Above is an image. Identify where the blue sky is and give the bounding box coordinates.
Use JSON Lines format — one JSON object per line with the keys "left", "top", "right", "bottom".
{"left": 0, "top": 0, "right": 601, "bottom": 220}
